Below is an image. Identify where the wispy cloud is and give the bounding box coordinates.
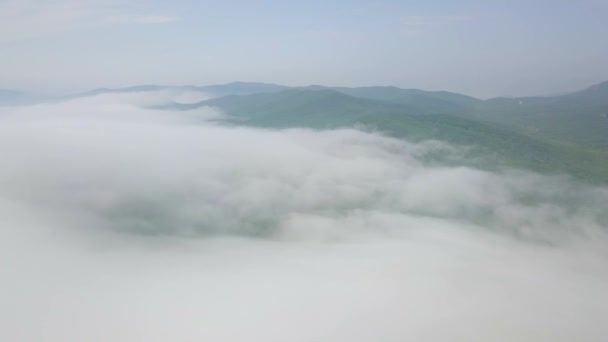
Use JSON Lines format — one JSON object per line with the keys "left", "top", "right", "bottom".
{"left": 107, "top": 14, "right": 179, "bottom": 25}
{"left": 0, "top": 0, "right": 105, "bottom": 43}
{"left": 132, "top": 14, "right": 178, "bottom": 24}
{"left": 0, "top": 0, "right": 178, "bottom": 43}
{"left": 401, "top": 15, "right": 472, "bottom": 34}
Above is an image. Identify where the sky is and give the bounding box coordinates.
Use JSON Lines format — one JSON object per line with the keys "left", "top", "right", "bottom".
{"left": 1, "top": 0, "right": 608, "bottom": 98}
{"left": 2, "top": 3, "right": 608, "bottom": 340}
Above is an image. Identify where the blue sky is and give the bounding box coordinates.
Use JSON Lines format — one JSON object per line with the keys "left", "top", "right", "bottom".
{"left": 1, "top": 0, "right": 607, "bottom": 98}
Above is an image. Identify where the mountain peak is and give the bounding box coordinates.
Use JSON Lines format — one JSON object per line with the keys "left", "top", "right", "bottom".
{"left": 221, "top": 81, "right": 283, "bottom": 87}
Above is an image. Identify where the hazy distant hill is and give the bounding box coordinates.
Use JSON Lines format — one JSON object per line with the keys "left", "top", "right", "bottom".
{"left": 71, "top": 82, "right": 289, "bottom": 99}
{"left": 80, "top": 85, "right": 177, "bottom": 96}
{"left": 197, "top": 82, "right": 289, "bottom": 96}
{"left": 0, "top": 89, "right": 27, "bottom": 105}
{"left": 178, "top": 88, "right": 411, "bottom": 126}
{"left": 470, "top": 81, "right": 608, "bottom": 149}
{"left": 176, "top": 87, "right": 608, "bottom": 183}
{"left": 329, "top": 86, "right": 482, "bottom": 116}
{"left": 36, "top": 80, "right": 608, "bottom": 182}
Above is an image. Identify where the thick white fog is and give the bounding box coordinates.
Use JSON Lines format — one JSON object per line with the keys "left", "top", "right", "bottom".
{"left": 1, "top": 91, "right": 607, "bottom": 341}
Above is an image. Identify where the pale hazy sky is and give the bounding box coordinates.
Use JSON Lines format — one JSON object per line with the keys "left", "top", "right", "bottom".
{"left": 1, "top": 0, "right": 607, "bottom": 98}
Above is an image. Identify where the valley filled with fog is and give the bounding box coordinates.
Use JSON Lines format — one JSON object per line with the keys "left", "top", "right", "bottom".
{"left": 1, "top": 90, "right": 607, "bottom": 341}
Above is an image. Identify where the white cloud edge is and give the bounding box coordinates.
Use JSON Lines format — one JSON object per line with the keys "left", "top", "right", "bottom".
{"left": 401, "top": 15, "right": 472, "bottom": 33}
{"left": 131, "top": 14, "right": 179, "bottom": 24}
{"left": 105, "top": 14, "right": 179, "bottom": 25}
{"left": 0, "top": 0, "right": 179, "bottom": 43}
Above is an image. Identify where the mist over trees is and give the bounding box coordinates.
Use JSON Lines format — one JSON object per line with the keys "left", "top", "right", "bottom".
{"left": 1, "top": 90, "right": 607, "bottom": 341}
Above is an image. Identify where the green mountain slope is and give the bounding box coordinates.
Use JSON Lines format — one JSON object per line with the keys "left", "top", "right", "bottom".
{"left": 470, "top": 81, "right": 608, "bottom": 149}
{"left": 197, "top": 82, "right": 289, "bottom": 96}
{"left": 66, "top": 80, "right": 608, "bottom": 152}
{"left": 61, "top": 80, "right": 608, "bottom": 182}
{"left": 181, "top": 88, "right": 411, "bottom": 127}
{"left": 178, "top": 88, "right": 608, "bottom": 183}
{"left": 330, "top": 86, "right": 482, "bottom": 116}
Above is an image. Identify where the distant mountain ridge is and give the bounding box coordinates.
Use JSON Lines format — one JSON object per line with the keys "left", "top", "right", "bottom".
{"left": 472, "top": 80, "right": 608, "bottom": 149}
{"left": 7, "top": 79, "right": 607, "bottom": 182}
{"left": 152, "top": 79, "right": 608, "bottom": 149}
{"left": 0, "top": 88, "right": 45, "bottom": 106}
{"left": 160, "top": 80, "right": 608, "bottom": 183}
{"left": 72, "top": 82, "right": 289, "bottom": 99}
{"left": 29, "top": 80, "right": 608, "bottom": 152}
{"left": 0, "top": 88, "right": 25, "bottom": 101}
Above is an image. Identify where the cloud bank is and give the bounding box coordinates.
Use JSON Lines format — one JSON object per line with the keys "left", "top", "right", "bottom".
{"left": 0, "top": 92, "right": 607, "bottom": 341}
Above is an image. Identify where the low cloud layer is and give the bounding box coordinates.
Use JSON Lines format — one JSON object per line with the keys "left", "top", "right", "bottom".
{"left": 1, "top": 92, "right": 607, "bottom": 341}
